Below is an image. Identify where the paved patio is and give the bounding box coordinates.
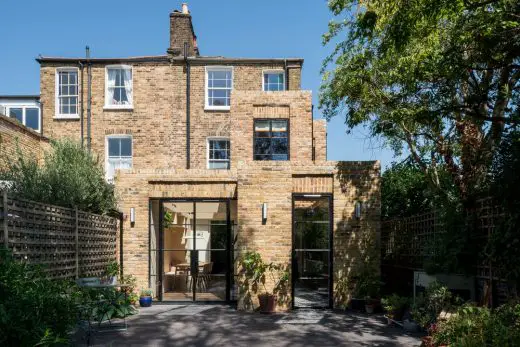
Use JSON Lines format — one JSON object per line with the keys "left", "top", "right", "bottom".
{"left": 76, "top": 304, "right": 422, "bottom": 347}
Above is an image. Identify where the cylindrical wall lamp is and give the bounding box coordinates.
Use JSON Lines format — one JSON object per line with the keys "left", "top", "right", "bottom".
{"left": 262, "top": 202, "right": 268, "bottom": 223}
{"left": 354, "top": 201, "right": 362, "bottom": 220}
{"left": 130, "top": 207, "right": 136, "bottom": 225}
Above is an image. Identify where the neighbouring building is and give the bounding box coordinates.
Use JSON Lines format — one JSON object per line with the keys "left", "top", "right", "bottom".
{"left": 33, "top": 4, "right": 380, "bottom": 310}
{"left": 0, "top": 95, "right": 48, "bottom": 171}
{"left": 0, "top": 95, "right": 41, "bottom": 133}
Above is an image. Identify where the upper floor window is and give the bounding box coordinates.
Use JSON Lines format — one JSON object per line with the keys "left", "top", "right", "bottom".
{"left": 7, "top": 106, "right": 40, "bottom": 132}
{"left": 263, "top": 71, "right": 285, "bottom": 91}
{"left": 105, "top": 65, "right": 133, "bottom": 109}
{"left": 206, "top": 67, "right": 233, "bottom": 110}
{"left": 254, "top": 119, "right": 289, "bottom": 161}
{"left": 207, "top": 138, "right": 230, "bottom": 169}
{"left": 55, "top": 68, "right": 78, "bottom": 118}
{"left": 106, "top": 135, "right": 132, "bottom": 181}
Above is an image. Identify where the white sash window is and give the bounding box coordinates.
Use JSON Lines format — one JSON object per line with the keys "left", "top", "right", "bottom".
{"left": 106, "top": 135, "right": 133, "bottom": 181}
{"left": 105, "top": 65, "right": 133, "bottom": 108}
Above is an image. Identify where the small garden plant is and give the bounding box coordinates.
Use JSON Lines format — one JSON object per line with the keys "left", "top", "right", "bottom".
{"left": 238, "top": 251, "right": 289, "bottom": 311}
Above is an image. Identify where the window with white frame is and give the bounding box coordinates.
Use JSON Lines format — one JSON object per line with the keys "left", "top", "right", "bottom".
{"left": 207, "top": 138, "right": 230, "bottom": 169}
{"left": 106, "top": 136, "right": 132, "bottom": 180}
{"left": 56, "top": 68, "right": 78, "bottom": 117}
{"left": 263, "top": 71, "right": 285, "bottom": 91}
{"left": 206, "top": 67, "right": 233, "bottom": 109}
{"left": 105, "top": 66, "right": 133, "bottom": 108}
{"left": 7, "top": 106, "right": 40, "bottom": 132}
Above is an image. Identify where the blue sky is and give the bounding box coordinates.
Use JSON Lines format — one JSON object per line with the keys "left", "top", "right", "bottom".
{"left": 0, "top": 0, "right": 397, "bottom": 168}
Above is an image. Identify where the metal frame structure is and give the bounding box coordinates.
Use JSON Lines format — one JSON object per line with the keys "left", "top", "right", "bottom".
{"left": 149, "top": 198, "right": 234, "bottom": 303}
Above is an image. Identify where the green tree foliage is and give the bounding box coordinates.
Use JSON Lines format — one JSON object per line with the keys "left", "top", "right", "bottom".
{"left": 382, "top": 161, "right": 434, "bottom": 219}
{"left": 0, "top": 139, "right": 117, "bottom": 215}
{"left": 321, "top": 0, "right": 520, "bottom": 204}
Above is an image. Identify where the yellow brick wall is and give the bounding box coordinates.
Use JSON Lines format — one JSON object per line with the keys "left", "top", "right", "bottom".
{"left": 0, "top": 114, "right": 50, "bottom": 170}
{"left": 39, "top": 62, "right": 305, "bottom": 172}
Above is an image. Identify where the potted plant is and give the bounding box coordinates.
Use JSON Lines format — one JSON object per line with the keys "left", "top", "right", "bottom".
{"left": 353, "top": 270, "right": 381, "bottom": 313}
{"left": 105, "top": 260, "right": 120, "bottom": 285}
{"left": 382, "top": 294, "right": 411, "bottom": 324}
{"left": 239, "top": 251, "right": 289, "bottom": 313}
{"left": 139, "top": 288, "right": 153, "bottom": 307}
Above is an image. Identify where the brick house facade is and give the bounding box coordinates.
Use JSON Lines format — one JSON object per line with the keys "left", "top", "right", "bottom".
{"left": 36, "top": 5, "right": 380, "bottom": 310}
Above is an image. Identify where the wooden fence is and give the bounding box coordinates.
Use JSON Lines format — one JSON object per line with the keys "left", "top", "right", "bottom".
{"left": 0, "top": 191, "right": 118, "bottom": 279}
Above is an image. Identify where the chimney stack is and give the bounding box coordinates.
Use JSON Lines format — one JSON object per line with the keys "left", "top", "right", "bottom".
{"left": 168, "top": 3, "right": 199, "bottom": 56}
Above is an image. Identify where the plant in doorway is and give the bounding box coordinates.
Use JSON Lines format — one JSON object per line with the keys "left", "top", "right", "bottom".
{"left": 238, "top": 251, "right": 289, "bottom": 313}
{"left": 139, "top": 288, "right": 153, "bottom": 307}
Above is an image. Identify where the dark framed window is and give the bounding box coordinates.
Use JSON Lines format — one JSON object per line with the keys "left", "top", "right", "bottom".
{"left": 253, "top": 119, "right": 289, "bottom": 161}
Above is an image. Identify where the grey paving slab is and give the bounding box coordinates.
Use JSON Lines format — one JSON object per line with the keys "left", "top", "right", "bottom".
{"left": 74, "top": 304, "right": 422, "bottom": 347}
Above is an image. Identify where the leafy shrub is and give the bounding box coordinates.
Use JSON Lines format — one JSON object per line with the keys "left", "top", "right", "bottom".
{"left": 0, "top": 249, "right": 81, "bottom": 346}
{"left": 119, "top": 274, "right": 139, "bottom": 304}
{"left": 0, "top": 139, "right": 116, "bottom": 215}
{"left": 412, "top": 281, "right": 458, "bottom": 329}
{"left": 382, "top": 294, "right": 411, "bottom": 320}
{"left": 105, "top": 261, "right": 120, "bottom": 277}
{"left": 81, "top": 287, "right": 137, "bottom": 322}
{"left": 353, "top": 270, "right": 380, "bottom": 299}
{"left": 432, "top": 303, "right": 520, "bottom": 346}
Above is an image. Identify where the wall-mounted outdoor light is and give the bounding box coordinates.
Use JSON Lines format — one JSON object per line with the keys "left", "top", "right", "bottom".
{"left": 354, "top": 201, "right": 362, "bottom": 220}
{"left": 130, "top": 207, "right": 136, "bottom": 226}
{"left": 262, "top": 202, "right": 268, "bottom": 224}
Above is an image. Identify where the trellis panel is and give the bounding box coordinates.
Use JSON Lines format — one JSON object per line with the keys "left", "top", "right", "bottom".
{"left": 0, "top": 192, "right": 117, "bottom": 279}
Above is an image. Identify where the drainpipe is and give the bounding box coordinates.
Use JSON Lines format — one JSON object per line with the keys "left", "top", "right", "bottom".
{"left": 119, "top": 212, "right": 124, "bottom": 277}
{"left": 86, "top": 46, "right": 92, "bottom": 152}
{"left": 311, "top": 104, "right": 315, "bottom": 162}
{"left": 184, "top": 42, "right": 191, "bottom": 169}
{"left": 78, "top": 61, "right": 84, "bottom": 148}
{"left": 284, "top": 59, "right": 289, "bottom": 91}
{"left": 38, "top": 100, "right": 44, "bottom": 136}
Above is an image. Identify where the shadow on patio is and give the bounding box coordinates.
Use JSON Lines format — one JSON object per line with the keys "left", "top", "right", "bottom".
{"left": 74, "top": 304, "right": 422, "bottom": 347}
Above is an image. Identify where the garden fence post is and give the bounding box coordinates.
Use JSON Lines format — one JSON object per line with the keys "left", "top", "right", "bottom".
{"left": 75, "top": 207, "right": 79, "bottom": 279}
{"left": 3, "top": 190, "right": 8, "bottom": 248}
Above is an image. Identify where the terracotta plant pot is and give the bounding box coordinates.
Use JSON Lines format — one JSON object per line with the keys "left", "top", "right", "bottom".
{"left": 258, "top": 294, "right": 277, "bottom": 313}
{"left": 420, "top": 336, "right": 433, "bottom": 347}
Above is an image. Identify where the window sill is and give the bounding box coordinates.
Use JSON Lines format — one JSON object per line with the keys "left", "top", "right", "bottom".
{"left": 54, "top": 114, "right": 80, "bottom": 120}
{"left": 204, "top": 106, "right": 230, "bottom": 112}
{"left": 103, "top": 105, "right": 134, "bottom": 111}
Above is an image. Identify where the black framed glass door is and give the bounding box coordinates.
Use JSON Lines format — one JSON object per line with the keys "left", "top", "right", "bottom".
{"left": 150, "top": 199, "right": 233, "bottom": 302}
{"left": 292, "top": 194, "right": 333, "bottom": 308}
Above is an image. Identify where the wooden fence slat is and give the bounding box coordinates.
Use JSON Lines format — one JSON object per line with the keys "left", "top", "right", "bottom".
{"left": 3, "top": 190, "right": 7, "bottom": 248}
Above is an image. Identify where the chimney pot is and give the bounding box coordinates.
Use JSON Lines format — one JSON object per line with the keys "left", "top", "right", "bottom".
{"left": 181, "top": 3, "right": 189, "bottom": 14}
